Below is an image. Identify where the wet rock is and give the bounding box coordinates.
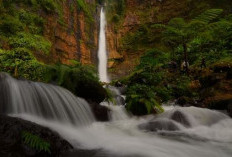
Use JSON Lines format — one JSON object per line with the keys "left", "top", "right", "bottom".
{"left": 0, "top": 115, "right": 73, "bottom": 157}
{"left": 88, "top": 101, "right": 110, "bottom": 122}
{"left": 228, "top": 104, "right": 232, "bottom": 117}
{"left": 116, "top": 96, "right": 125, "bottom": 106}
{"left": 138, "top": 119, "right": 180, "bottom": 132}
{"left": 170, "top": 111, "right": 191, "bottom": 127}
{"left": 117, "top": 86, "right": 127, "bottom": 95}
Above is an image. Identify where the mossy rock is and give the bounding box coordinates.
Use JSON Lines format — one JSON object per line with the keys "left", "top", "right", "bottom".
{"left": 61, "top": 70, "right": 107, "bottom": 103}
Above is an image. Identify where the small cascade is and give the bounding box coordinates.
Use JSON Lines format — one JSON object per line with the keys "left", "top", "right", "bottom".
{"left": 158, "top": 106, "right": 229, "bottom": 127}
{"left": 98, "top": 7, "right": 110, "bottom": 83}
{"left": 0, "top": 73, "right": 95, "bottom": 126}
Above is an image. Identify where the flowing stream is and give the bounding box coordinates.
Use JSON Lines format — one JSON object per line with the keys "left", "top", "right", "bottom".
{"left": 1, "top": 73, "right": 232, "bottom": 157}
{"left": 0, "top": 6, "right": 232, "bottom": 157}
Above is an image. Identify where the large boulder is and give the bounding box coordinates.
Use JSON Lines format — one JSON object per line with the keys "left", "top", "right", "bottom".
{"left": 88, "top": 101, "right": 110, "bottom": 122}
{"left": 0, "top": 115, "right": 73, "bottom": 156}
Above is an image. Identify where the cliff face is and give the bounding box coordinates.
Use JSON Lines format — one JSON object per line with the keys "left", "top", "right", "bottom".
{"left": 40, "top": 0, "right": 99, "bottom": 65}
{"left": 106, "top": 0, "right": 190, "bottom": 79}
{"left": 105, "top": 0, "right": 232, "bottom": 79}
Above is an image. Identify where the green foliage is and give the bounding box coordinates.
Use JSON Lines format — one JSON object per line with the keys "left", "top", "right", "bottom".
{"left": 45, "top": 64, "right": 107, "bottom": 103}
{"left": 21, "top": 131, "right": 51, "bottom": 153}
{"left": 76, "top": 0, "right": 93, "bottom": 21}
{"left": 9, "top": 32, "right": 51, "bottom": 55}
{"left": 194, "top": 9, "right": 223, "bottom": 23}
{"left": 18, "top": 9, "right": 45, "bottom": 34}
{"left": 0, "top": 15, "right": 24, "bottom": 36}
{"left": 0, "top": 48, "right": 46, "bottom": 81}
{"left": 36, "top": 0, "right": 57, "bottom": 13}
{"left": 137, "top": 49, "right": 170, "bottom": 69}
{"left": 126, "top": 84, "right": 163, "bottom": 116}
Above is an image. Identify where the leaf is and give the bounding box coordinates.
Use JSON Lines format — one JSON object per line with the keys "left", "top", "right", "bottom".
{"left": 194, "top": 9, "right": 223, "bottom": 24}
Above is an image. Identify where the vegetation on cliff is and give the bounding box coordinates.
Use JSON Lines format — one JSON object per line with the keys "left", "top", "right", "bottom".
{"left": 0, "top": 0, "right": 108, "bottom": 102}
{"left": 120, "top": 7, "right": 232, "bottom": 115}
{"left": 104, "top": 0, "right": 232, "bottom": 115}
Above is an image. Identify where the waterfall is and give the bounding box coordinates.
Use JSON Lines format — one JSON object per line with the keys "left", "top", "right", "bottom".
{"left": 0, "top": 73, "right": 95, "bottom": 126}
{"left": 1, "top": 73, "right": 232, "bottom": 157}
{"left": 98, "top": 7, "right": 110, "bottom": 83}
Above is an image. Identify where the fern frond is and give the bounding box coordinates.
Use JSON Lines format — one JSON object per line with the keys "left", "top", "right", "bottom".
{"left": 21, "top": 131, "right": 51, "bottom": 154}
{"left": 194, "top": 9, "right": 223, "bottom": 23}
{"left": 151, "top": 24, "right": 166, "bottom": 29}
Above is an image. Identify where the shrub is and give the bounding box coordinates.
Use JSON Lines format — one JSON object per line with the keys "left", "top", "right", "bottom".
{"left": 0, "top": 15, "right": 24, "bottom": 36}
{"left": 46, "top": 64, "right": 107, "bottom": 103}
{"left": 0, "top": 48, "right": 46, "bottom": 81}
{"left": 9, "top": 32, "right": 51, "bottom": 55}
{"left": 126, "top": 84, "right": 163, "bottom": 116}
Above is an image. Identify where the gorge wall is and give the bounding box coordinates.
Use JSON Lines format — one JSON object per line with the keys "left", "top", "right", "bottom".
{"left": 0, "top": 0, "right": 101, "bottom": 66}
{"left": 41, "top": 0, "right": 99, "bottom": 65}
{"left": 105, "top": 0, "right": 232, "bottom": 79}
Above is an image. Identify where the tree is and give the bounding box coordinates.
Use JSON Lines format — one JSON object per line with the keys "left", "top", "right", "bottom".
{"left": 152, "top": 9, "right": 223, "bottom": 73}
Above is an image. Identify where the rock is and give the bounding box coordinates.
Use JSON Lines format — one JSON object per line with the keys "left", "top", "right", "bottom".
{"left": 88, "top": 101, "right": 110, "bottom": 122}
{"left": 61, "top": 70, "right": 108, "bottom": 104}
{"left": 117, "top": 86, "right": 127, "bottom": 95}
{"left": 138, "top": 119, "right": 180, "bottom": 132}
{"left": 227, "top": 69, "right": 232, "bottom": 79}
{"left": 116, "top": 96, "right": 126, "bottom": 106}
{"left": 0, "top": 115, "right": 73, "bottom": 157}
{"left": 228, "top": 104, "right": 232, "bottom": 117}
{"left": 170, "top": 111, "right": 191, "bottom": 127}
{"left": 204, "top": 94, "right": 232, "bottom": 111}
{"left": 176, "top": 96, "right": 194, "bottom": 107}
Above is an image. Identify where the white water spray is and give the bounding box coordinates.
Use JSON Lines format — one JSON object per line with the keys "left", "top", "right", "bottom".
{"left": 1, "top": 73, "right": 232, "bottom": 156}
{"left": 98, "top": 7, "right": 110, "bottom": 83}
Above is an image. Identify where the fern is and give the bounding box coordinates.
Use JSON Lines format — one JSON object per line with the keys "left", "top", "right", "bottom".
{"left": 21, "top": 131, "right": 51, "bottom": 154}
{"left": 194, "top": 9, "right": 223, "bottom": 23}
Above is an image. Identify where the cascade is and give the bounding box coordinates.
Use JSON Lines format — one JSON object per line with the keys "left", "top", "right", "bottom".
{"left": 0, "top": 73, "right": 95, "bottom": 126}
{"left": 0, "top": 5, "right": 232, "bottom": 157}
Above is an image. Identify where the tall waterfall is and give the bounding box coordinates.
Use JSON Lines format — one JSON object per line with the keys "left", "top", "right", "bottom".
{"left": 98, "top": 7, "right": 110, "bottom": 83}
{"left": 0, "top": 73, "right": 95, "bottom": 126}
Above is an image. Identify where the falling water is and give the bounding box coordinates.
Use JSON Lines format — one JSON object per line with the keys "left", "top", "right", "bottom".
{"left": 98, "top": 7, "right": 110, "bottom": 83}
{"left": 0, "top": 73, "right": 95, "bottom": 126}
{"left": 1, "top": 72, "right": 232, "bottom": 156}
{"left": 1, "top": 9, "right": 232, "bottom": 155}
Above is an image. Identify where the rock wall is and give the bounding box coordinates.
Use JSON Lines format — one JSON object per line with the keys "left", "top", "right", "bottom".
{"left": 106, "top": 0, "right": 190, "bottom": 79}
{"left": 106, "top": 0, "right": 232, "bottom": 79}
{"left": 36, "top": 0, "right": 99, "bottom": 65}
